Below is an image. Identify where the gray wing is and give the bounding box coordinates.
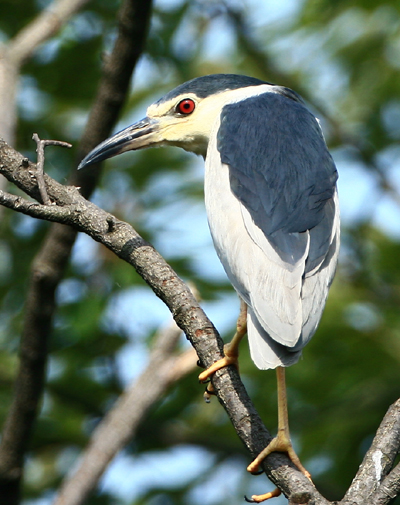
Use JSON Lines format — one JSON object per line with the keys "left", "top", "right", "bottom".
{"left": 217, "top": 91, "right": 337, "bottom": 246}
{"left": 215, "top": 91, "right": 339, "bottom": 366}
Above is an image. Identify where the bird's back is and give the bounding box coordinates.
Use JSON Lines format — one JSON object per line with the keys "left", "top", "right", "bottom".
{"left": 205, "top": 88, "right": 339, "bottom": 369}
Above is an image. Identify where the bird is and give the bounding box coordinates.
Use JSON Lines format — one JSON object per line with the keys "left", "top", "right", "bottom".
{"left": 78, "top": 74, "right": 340, "bottom": 502}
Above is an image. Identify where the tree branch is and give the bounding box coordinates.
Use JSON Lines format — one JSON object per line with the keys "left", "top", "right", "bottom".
{"left": 372, "top": 463, "right": 400, "bottom": 505}
{"left": 0, "top": 1, "right": 153, "bottom": 503}
{"left": 8, "top": 0, "right": 91, "bottom": 67}
{"left": 32, "top": 133, "right": 72, "bottom": 205}
{"left": 0, "top": 137, "right": 331, "bottom": 505}
{"left": 2, "top": 138, "right": 400, "bottom": 504}
{"left": 343, "top": 398, "right": 400, "bottom": 505}
{"left": 53, "top": 321, "right": 197, "bottom": 505}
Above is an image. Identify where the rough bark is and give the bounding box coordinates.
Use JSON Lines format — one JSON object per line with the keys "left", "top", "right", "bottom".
{"left": 1, "top": 138, "right": 399, "bottom": 504}
{"left": 0, "top": 1, "right": 153, "bottom": 503}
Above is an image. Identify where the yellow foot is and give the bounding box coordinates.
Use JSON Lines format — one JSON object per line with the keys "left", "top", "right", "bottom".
{"left": 198, "top": 343, "right": 239, "bottom": 402}
{"left": 247, "top": 431, "right": 311, "bottom": 480}
{"left": 198, "top": 345, "right": 239, "bottom": 383}
{"left": 245, "top": 487, "right": 281, "bottom": 503}
{"left": 198, "top": 300, "right": 247, "bottom": 401}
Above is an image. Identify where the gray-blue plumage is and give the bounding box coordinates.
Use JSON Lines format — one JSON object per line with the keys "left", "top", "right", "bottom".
{"left": 205, "top": 87, "right": 339, "bottom": 368}
{"left": 158, "top": 74, "right": 268, "bottom": 103}
{"left": 217, "top": 92, "right": 337, "bottom": 241}
{"left": 77, "top": 74, "right": 340, "bottom": 370}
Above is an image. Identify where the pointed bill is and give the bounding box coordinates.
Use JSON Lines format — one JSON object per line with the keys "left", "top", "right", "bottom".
{"left": 78, "top": 117, "right": 160, "bottom": 169}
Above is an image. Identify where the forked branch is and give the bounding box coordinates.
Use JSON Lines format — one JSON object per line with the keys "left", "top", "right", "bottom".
{"left": 1, "top": 137, "right": 399, "bottom": 504}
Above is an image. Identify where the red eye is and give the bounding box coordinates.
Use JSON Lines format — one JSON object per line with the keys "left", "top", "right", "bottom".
{"left": 177, "top": 99, "right": 195, "bottom": 115}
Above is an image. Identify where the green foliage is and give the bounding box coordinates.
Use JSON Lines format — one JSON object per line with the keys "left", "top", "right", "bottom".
{"left": 1, "top": 0, "right": 400, "bottom": 504}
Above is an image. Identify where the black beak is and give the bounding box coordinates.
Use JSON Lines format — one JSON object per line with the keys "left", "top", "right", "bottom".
{"left": 78, "top": 117, "right": 158, "bottom": 170}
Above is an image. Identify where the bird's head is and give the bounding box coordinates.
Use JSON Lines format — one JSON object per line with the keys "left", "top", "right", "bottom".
{"left": 78, "top": 74, "right": 271, "bottom": 169}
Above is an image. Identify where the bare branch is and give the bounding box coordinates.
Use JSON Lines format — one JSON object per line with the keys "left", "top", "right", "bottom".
{"left": 0, "top": 137, "right": 332, "bottom": 505}
{"left": 0, "top": 1, "right": 153, "bottom": 503}
{"left": 53, "top": 321, "right": 197, "bottom": 505}
{"left": 32, "top": 133, "right": 72, "bottom": 205}
{"left": 372, "top": 463, "right": 400, "bottom": 505}
{"left": 4, "top": 134, "right": 399, "bottom": 505}
{"left": 343, "top": 398, "right": 400, "bottom": 505}
{"left": 8, "top": 0, "right": 91, "bottom": 67}
{"left": 0, "top": 189, "right": 76, "bottom": 220}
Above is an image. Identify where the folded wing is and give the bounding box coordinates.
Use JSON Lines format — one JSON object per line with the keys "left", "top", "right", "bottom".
{"left": 205, "top": 89, "right": 339, "bottom": 369}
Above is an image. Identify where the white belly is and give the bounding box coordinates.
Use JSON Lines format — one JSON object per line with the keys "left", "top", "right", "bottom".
{"left": 203, "top": 118, "right": 339, "bottom": 353}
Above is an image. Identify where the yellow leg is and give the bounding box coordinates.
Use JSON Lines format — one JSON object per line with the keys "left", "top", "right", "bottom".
{"left": 198, "top": 300, "right": 247, "bottom": 386}
{"left": 246, "top": 367, "right": 311, "bottom": 502}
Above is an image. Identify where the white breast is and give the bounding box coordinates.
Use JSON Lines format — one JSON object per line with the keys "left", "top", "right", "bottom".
{"left": 203, "top": 115, "right": 339, "bottom": 369}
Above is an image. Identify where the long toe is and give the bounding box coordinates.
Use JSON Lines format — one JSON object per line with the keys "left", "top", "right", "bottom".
{"left": 245, "top": 488, "right": 281, "bottom": 503}
{"left": 199, "top": 304, "right": 246, "bottom": 385}
{"left": 198, "top": 353, "right": 239, "bottom": 383}
{"left": 247, "top": 432, "right": 311, "bottom": 480}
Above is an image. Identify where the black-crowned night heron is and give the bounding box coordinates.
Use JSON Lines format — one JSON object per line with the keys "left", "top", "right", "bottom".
{"left": 79, "top": 74, "right": 339, "bottom": 502}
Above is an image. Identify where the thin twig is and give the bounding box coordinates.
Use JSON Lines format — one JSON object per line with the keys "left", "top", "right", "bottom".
{"left": 0, "top": 189, "right": 77, "bottom": 220}
{"left": 32, "top": 133, "right": 72, "bottom": 205}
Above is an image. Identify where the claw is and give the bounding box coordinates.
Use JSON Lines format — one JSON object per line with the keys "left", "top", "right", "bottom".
{"left": 247, "top": 434, "right": 311, "bottom": 480}
{"left": 249, "top": 469, "right": 264, "bottom": 476}
{"left": 203, "top": 384, "right": 217, "bottom": 403}
{"left": 205, "top": 384, "right": 216, "bottom": 395}
{"left": 199, "top": 378, "right": 211, "bottom": 384}
{"left": 247, "top": 367, "right": 311, "bottom": 481}
{"left": 244, "top": 488, "right": 281, "bottom": 503}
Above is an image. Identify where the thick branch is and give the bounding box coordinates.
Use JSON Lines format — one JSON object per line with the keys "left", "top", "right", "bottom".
{"left": 343, "top": 398, "right": 400, "bottom": 505}
{"left": 0, "top": 1, "right": 153, "bottom": 503}
{"left": 0, "top": 138, "right": 330, "bottom": 505}
{"left": 372, "top": 463, "right": 400, "bottom": 505}
{"left": 74, "top": 0, "right": 154, "bottom": 197}
{"left": 53, "top": 321, "right": 197, "bottom": 505}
